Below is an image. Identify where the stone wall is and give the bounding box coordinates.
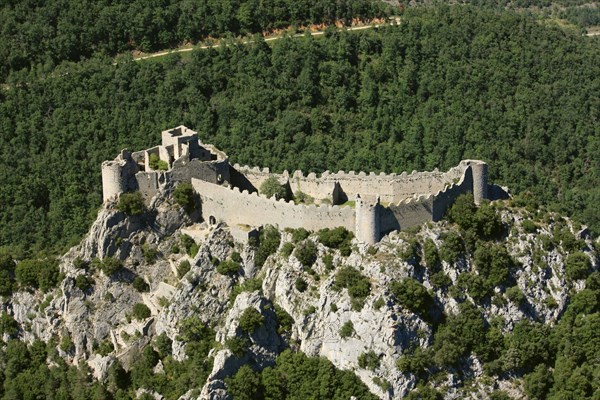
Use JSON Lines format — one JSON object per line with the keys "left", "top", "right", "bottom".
{"left": 192, "top": 179, "right": 356, "bottom": 232}
{"left": 231, "top": 163, "right": 470, "bottom": 204}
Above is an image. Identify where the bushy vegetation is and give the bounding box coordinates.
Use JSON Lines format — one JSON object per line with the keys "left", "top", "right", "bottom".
{"left": 238, "top": 307, "right": 264, "bottom": 334}
{"left": 177, "top": 259, "right": 191, "bottom": 278}
{"left": 14, "top": 258, "right": 60, "bottom": 292}
{"left": 334, "top": 266, "right": 370, "bottom": 310}
{"left": 294, "top": 240, "right": 318, "bottom": 268}
{"left": 254, "top": 226, "right": 281, "bottom": 268}
{"left": 92, "top": 257, "right": 123, "bottom": 277}
{"left": 390, "top": 278, "right": 434, "bottom": 319}
{"left": 217, "top": 259, "right": 241, "bottom": 276}
{"left": 317, "top": 227, "right": 354, "bottom": 256}
{"left": 132, "top": 303, "right": 151, "bottom": 320}
{"left": 339, "top": 320, "right": 355, "bottom": 339}
{"left": 117, "top": 191, "right": 146, "bottom": 215}
{"left": 259, "top": 176, "right": 288, "bottom": 200}
{"left": 225, "top": 349, "right": 378, "bottom": 400}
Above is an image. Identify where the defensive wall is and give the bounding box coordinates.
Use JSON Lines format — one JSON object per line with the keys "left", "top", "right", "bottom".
{"left": 102, "top": 126, "right": 493, "bottom": 244}
{"left": 230, "top": 162, "right": 469, "bottom": 205}
{"left": 193, "top": 160, "right": 488, "bottom": 244}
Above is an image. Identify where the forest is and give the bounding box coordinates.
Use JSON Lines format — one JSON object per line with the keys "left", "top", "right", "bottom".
{"left": 0, "top": 0, "right": 391, "bottom": 83}
{"left": 0, "top": 5, "right": 598, "bottom": 256}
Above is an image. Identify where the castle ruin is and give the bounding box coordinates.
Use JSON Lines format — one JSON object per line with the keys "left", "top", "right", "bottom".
{"left": 102, "top": 126, "right": 492, "bottom": 244}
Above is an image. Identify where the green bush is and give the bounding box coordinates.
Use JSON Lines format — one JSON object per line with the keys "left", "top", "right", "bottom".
{"left": 473, "top": 243, "right": 514, "bottom": 288}
{"left": 177, "top": 260, "right": 191, "bottom": 278}
{"left": 260, "top": 176, "right": 287, "bottom": 199}
{"left": 274, "top": 305, "right": 294, "bottom": 334}
{"left": 94, "top": 257, "right": 123, "bottom": 277}
{"left": 564, "top": 252, "right": 591, "bottom": 281}
{"left": 439, "top": 231, "right": 464, "bottom": 263}
{"left": 430, "top": 271, "right": 452, "bottom": 288}
{"left": 334, "top": 266, "right": 370, "bottom": 305}
{"left": 294, "top": 240, "right": 318, "bottom": 268}
{"left": 457, "top": 272, "right": 490, "bottom": 303}
{"left": 217, "top": 260, "right": 241, "bottom": 276}
{"left": 280, "top": 242, "right": 294, "bottom": 257}
{"left": 225, "top": 337, "right": 249, "bottom": 357}
{"left": 524, "top": 363, "right": 553, "bottom": 400}
{"left": 255, "top": 225, "right": 281, "bottom": 268}
{"left": 317, "top": 227, "right": 354, "bottom": 251}
{"left": 15, "top": 258, "right": 60, "bottom": 291}
{"left": 117, "top": 191, "right": 145, "bottom": 215}
{"left": 0, "top": 269, "right": 14, "bottom": 296}
{"left": 75, "top": 274, "right": 94, "bottom": 291}
{"left": 231, "top": 252, "right": 243, "bottom": 263}
{"left": 238, "top": 307, "right": 264, "bottom": 334}
{"left": 141, "top": 243, "right": 158, "bottom": 263}
{"left": 96, "top": 340, "right": 114, "bottom": 357}
{"left": 132, "top": 303, "right": 151, "bottom": 321}
{"left": 506, "top": 286, "right": 525, "bottom": 306}
{"left": 229, "top": 278, "right": 263, "bottom": 304}
{"left": 154, "top": 332, "right": 172, "bottom": 359}
{"left": 173, "top": 183, "right": 195, "bottom": 212}
{"left": 132, "top": 276, "right": 149, "bottom": 292}
{"left": 290, "top": 228, "right": 310, "bottom": 243}
{"left": 522, "top": 219, "right": 538, "bottom": 233}
{"left": 323, "top": 253, "right": 334, "bottom": 271}
{"left": 295, "top": 277, "right": 308, "bottom": 292}
{"left": 0, "top": 312, "right": 19, "bottom": 337}
{"left": 358, "top": 351, "right": 380, "bottom": 370}
{"left": 339, "top": 320, "right": 354, "bottom": 339}
{"left": 423, "top": 239, "right": 440, "bottom": 271}
{"left": 390, "top": 278, "right": 434, "bottom": 317}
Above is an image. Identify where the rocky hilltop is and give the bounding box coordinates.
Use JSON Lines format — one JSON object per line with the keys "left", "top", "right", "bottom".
{"left": 1, "top": 187, "right": 598, "bottom": 399}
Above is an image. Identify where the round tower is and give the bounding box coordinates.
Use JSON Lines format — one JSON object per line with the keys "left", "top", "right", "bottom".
{"left": 470, "top": 160, "right": 488, "bottom": 205}
{"left": 101, "top": 150, "right": 136, "bottom": 202}
{"left": 355, "top": 195, "right": 380, "bottom": 244}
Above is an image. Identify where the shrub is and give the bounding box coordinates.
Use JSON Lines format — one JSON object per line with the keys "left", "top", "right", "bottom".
{"left": 238, "top": 307, "right": 264, "bottom": 334}
{"left": 501, "top": 321, "right": 552, "bottom": 373}
{"left": 295, "top": 277, "right": 308, "bottom": 292}
{"left": 0, "top": 312, "right": 19, "bottom": 337}
{"left": 254, "top": 225, "right": 281, "bottom": 268}
{"left": 390, "top": 278, "right": 434, "bottom": 317}
{"left": 225, "top": 337, "right": 249, "bottom": 357}
{"left": 294, "top": 240, "right": 318, "bottom": 268}
{"left": 177, "top": 260, "right": 191, "bottom": 278}
{"left": 274, "top": 305, "right": 294, "bottom": 334}
{"left": 358, "top": 351, "right": 380, "bottom": 370}
{"left": 290, "top": 227, "right": 310, "bottom": 243}
{"left": 75, "top": 274, "right": 94, "bottom": 291}
{"left": 117, "top": 191, "right": 145, "bottom": 215}
{"left": 521, "top": 219, "right": 538, "bottom": 233}
{"left": 335, "top": 266, "right": 371, "bottom": 302}
{"left": 457, "top": 272, "right": 490, "bottom": 303}
{"left": 0, "top": 269, "right": 13, "bottom": 296}
{"left": 96, "top": 340, "right": 114, "bottom": 356}
{"left": 95, "top": 257, "right": 123, "bottom": 277}
{"left": 565, "top": 252, "right": 591, "bottom": 281}
{"left": 141, "top": 243, "right": 158, "bottom": 263}
{"left": 225, "top": 365, "right": 261, "bottom": 400}
{"left": 323, "top": 253, "right": 334, "bottom": 271}
{"left": 430, "top": 271, "right": 452, "bottom": 288}
{"left": 524, "top": 364, "right": 553, "bottom": 400}
{"left": 423, "top": 239, "right": 440, "bottom": 271}
{"left": 260, "top": 176, "right": 287, "bottom": 199}
{"left": 132, "top": 276, "right": 149, "bottom": 292}
{"left": 473, "top": 243, "right": 514, "bottom": 288}
{"left": 72, "top": 257, "right": 88, "bottom": 270}
{"left": 217, "top": 260, "right": 241, "bottom": 276}
{"left": 317, "top": 227, "right": 354, "bottom": 250}
{"left": 154, "top": 332, "right": 172, "bottom": 359}
{"left": 506, "top": 286, "right": 525, "bottom": 306}
{"left": 373, "top": 297, "right": 385, "bottom": 310}
{"left": 231, "top": 252, "right": 242, "bottom": 263}
{"left": 229, "top": 278, "right": 263, "bottom": 304}
{"left": 173, "top": 183, "right": 195, "bottom": 212}
{"left": 132, "top": 303, "right": 151, "bottom": 321}
{"left": 340, "top": 320, "right": 354, "bottom": 339}
{"left": 15, "top": 258, "right": 60, "bottom": 291}
{"left": 280, "top": 242, "right": 294, "bottom": 257}
{"left": 439, "top": 231, "right": 464, "bottom": 263}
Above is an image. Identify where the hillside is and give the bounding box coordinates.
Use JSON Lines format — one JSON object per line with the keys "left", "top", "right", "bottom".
{"left": 0, "top": 187, "right": 598, "bottom": 399}
{"left": 1, "top": 6, "right": 599, "bottom": 256}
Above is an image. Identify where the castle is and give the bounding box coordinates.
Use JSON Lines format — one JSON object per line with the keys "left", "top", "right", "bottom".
{"left": 102, "top": 126, "right": 493, "bottom": 244}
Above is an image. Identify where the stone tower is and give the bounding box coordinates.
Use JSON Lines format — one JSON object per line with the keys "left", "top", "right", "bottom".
{"left": 355, "top": 195, "right": 380, "bottom": 245}
{"left": 101, "top": 149, "right": 137, "bottom": 202}
{"left": 467, "top": 160, "right": 488, "bottom": 205}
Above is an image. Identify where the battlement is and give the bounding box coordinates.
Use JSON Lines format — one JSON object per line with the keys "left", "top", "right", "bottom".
{"left": 101, "top": 126, "right": 493, "bottom": 244}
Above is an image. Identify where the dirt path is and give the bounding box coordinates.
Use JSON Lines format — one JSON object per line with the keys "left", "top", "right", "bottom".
{"left": 132, "top": 18, "right": 401, "bottom": 62}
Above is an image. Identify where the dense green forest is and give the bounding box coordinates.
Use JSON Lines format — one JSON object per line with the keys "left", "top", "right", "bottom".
{"left": 0, "top": 0, "right": 391, "bottom": 83}
{"left": 1, "top": 6, "right": 598, "bottom": 256}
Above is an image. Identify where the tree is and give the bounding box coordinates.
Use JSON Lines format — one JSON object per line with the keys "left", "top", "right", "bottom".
{"left": 132, "top": 303, "right": 151, "bottom": 321}
{"left": 238, "top": 308, "right": 264, "bottom": 333}
{"left": 173, "top": 183, "right": 195, "bottom": 212}
{"left": 259, "top": 176, "right": 287, "bottom": 200}
{"left": 117, "top": 192, "right": 145, "bottom": 215}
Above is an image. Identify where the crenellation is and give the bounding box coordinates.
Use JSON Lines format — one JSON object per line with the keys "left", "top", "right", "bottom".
{"left": 101, "top": 125, "right": 495, "bottom": 243}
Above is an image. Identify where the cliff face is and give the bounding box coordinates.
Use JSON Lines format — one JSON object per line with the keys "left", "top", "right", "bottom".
{"left": 2, "top": 189, "right": 598, "bottom": 399}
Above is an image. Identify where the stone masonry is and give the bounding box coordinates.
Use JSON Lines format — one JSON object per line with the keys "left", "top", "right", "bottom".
{"left": 102, "top": 126, "right": 493, "bottom": 244}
